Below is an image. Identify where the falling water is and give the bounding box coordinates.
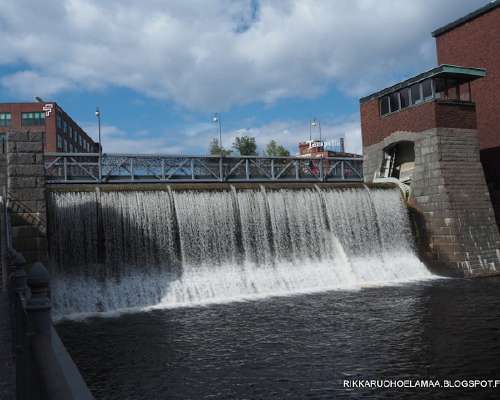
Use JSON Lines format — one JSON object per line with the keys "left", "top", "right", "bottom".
{"left": 47, "top": 186, "right": 432, "bottom": 317}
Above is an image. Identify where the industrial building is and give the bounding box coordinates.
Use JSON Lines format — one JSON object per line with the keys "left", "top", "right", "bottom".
{"left": 0, "top": 101, "right": 98, "bottom": 153}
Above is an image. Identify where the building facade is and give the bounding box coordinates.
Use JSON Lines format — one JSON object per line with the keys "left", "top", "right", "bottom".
{"left": 0, "top": 102, "right": 98, "bottom": 153}
{"left": 432, "top": 0, "right": 500, "bottom": 228}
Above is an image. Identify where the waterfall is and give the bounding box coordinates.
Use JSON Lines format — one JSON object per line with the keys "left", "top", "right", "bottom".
{"left": 47, "top": 186, "right": 432, "bottom": 318}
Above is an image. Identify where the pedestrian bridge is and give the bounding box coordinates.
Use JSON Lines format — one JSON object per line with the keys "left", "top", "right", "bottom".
{"left": 44, "top": 153, "right": 363, "bottom": 184}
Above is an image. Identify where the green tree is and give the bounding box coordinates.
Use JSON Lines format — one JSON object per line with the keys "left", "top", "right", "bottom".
{"left": 209, "top": 138, "right": 232, "bottom": 156}
{"left": 265, "top": 140, "right": 290, "bottom": 156}
{"left": 233, "top": 136, "right": 257, "bottom": 156}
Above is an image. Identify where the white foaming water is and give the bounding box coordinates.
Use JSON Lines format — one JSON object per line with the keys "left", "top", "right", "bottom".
{"left": 47, "top": 187, "right": 433, "bottom": 319}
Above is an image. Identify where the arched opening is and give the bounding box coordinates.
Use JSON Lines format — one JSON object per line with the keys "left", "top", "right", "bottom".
{"left": 380, "top": 141, "right": 415, "bottom": 183}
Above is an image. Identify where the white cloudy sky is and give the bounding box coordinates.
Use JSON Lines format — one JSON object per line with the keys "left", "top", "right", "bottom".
{"left": 0, "top": 0, "right": 487, "bottom": 154}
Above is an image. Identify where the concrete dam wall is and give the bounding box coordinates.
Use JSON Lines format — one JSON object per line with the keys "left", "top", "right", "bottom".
{"left": 46, "top": 186, "right": 432, "bottom": 318}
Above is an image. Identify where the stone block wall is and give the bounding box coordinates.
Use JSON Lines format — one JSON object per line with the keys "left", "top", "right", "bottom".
{"left": 6, "top": 131, "right": 48, "bottom": 263}
{"left": 364, "top": 127, "right": 500, "bottom": 277}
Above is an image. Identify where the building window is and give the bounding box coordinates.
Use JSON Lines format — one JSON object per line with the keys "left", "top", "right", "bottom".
{"left": 21, "top": 112, "right": 45, "bottom": 126}
{"left": 389, "top": 92, "right": 400, "bottom": 113}
{"left": 63, "top": 139, "right": 68, "bottom": 152}
{"left": 400, "top": 88, "right": 410, "bottom": 109}
{"left": 410, "top": 84, "right": 422, "bottom": 105}
{"left": 57, "top": 134, "right": 63, "bottom": 150}
{"left": 0, "top": 112, "right": 11, "bottom": 127}
{"left": 57, "top": 113, "right": 62, "bottom": 129}
{"left": 422, "top": 79, "right": 433, "bottom": 99}
{"left": 380, "top": 96, "right": 390, "bottom": 115}
{"left": 70, "top": 143, "right": 74, "bottom": 153}
{"left": 63, "top": 120, "right": 68, "bottom": 134}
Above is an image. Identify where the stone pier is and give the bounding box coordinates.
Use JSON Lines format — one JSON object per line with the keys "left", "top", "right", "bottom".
{"left": 6, "top": 131, "right": 48, "bottom": 263}
{"left": 364, "top": 127, "right": 500, "bottom": 277}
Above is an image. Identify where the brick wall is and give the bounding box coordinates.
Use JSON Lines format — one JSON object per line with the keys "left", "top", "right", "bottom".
{"left": 7, "top": 131, "right": 48, "bottom": 263}
{"left": 435, "top": 6, "right": 500, "bottom": 150}
{"left": 360, "top": 99, "right": 477, "bottom": 147}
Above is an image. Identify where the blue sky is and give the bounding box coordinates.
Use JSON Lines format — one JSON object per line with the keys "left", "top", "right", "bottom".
{"left": 0, "top": 0, "right": 488, "bottom": 155}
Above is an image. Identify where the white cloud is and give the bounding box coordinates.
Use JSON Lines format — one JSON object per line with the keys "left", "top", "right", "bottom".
{"left": 0, "top": 0, "right": 486, "bottom": 110}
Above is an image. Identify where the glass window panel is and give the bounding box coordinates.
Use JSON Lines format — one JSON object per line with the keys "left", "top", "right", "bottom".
{"left": 422, "top": 79, "right": 433, "bottom": 99}
{"left": 410, "top": 84, "right": 421, "bottom": 104}
{"left": 447, "top": 79, "right": 459, "bottom": 100}
{"left": 460, "top": 82, "right": 471, "bottom": 101}
{"left": 389, "top": 92, "right": 400, "bottom": 113}
{"left": 434, "top": 78, "right": 446, "bottom": 99}
{"left": 380, "top": 96, "right": 390, "bottom": 115}
{"left": 400, "top": 89, "right": 410, "bottom": 109}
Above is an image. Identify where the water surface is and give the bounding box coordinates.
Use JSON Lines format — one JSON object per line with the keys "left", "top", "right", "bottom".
{"left": 58, "top": 278, "right": 500, "bottom": 399}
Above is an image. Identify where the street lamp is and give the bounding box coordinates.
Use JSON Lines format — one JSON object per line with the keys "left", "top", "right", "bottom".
{"left": 95, "top": 107, "right": 102, "bottom": 180}
{"left": 95, "top": 107, "right": 102, "bottom": 153}
{"left": 311, "top": 118, "right": 322, "bottom": 142}
{"left": 212, "top": 113, "right": 222, "bottom": 153}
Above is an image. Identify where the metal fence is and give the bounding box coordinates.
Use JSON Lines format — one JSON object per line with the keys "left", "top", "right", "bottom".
{"left": 44, "top": 153, "right": 363, "bottom": 184}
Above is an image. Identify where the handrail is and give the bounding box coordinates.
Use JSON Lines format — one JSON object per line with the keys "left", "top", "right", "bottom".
{"left": 3, "top": 191, "right": 94, "bottom": 400}
{"left": 44, "top": 153, "right": 364, "bottom": 184}
{"left": 11, "top": 259, "right": 95, "bottom": 400}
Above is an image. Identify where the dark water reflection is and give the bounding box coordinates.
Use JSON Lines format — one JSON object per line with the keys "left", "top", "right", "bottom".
{"left": 58, "top": 278, "right": 500, "bottom": 399}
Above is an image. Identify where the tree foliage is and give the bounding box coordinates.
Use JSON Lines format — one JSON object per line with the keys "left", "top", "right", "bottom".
{"left": 265, "top": 140, "right": 290, "bottom": 156}
{"left": 209, "top": 138, "right": 232, "bottom": 156}
{"left": 232, "top": 135, "right": 257, "bottom": 156}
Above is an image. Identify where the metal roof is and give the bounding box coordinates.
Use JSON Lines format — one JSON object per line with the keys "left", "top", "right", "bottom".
{"left": 359, "top": 65, "right": 486, "bottom": 104}
{"left": 432, "top": 0, "right": 500, "bottom": 37}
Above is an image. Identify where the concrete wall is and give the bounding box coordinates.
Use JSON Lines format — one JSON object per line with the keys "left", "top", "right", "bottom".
{"left": 364, "top": 127, "right": 500, "bottom": 277}
{"left": 6, "top": 131, "right": 48, "bottom": 263}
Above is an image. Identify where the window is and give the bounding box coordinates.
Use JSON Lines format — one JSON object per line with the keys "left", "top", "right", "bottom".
{"left": 63, "top": 120, "right": 68, "bottom": 133}
{"left": 446, "top": 79, "right": 459, "bottom": 100}
{"left": 389, "top": 92, "right": 400, "bottom": 113}
{"left": 400, "top": 88, "right": 410, "bottom": 109}
{"left": 422, "top": 79, "right": 433, "bottom": 99}
{"left": 410, "top": 84, "right": 422, "bottom": 104}
{"left": 21, "top": 112, "right": 45, "bottom": 126}
{"left": 63, "top": 139, "right": 68, "bottom": 152}
{"left": 0, "top": 112, "right": 11, "bottom": 127}
{"left": 57, "top": 134, "right": 63, "bottom": 150}
{"left": 434, "top": 78, "right": 446, "bottom": 99}
{"left": 69, "top": 126, "right": 73, "bottom": 139}
{"left": 380, "top": 96, "right": 390, "bottom": 115}
{"left": 70, "top": 143, "right": 74, "bottom": 153}
{"left": 460, "top": 82, "right": 471, "bottom": 101}
{"left": 57, "top": 113, "right": 62, "bottom": 129}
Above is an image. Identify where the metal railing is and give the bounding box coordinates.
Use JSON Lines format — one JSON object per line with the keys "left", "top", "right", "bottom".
{"left": 44, "top": 153, "right": 363, "bottom": 184}
{"left": 1, "top": 188, "right": 94, "bottom": 399}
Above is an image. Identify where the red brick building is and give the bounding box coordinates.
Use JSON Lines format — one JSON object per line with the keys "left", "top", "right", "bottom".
{"left": 356, "top": 2, "right": 500, "bottom": 276}
{"left": 0, "top": 102, "right": 98, "bottom": 153}
{"left": 432, "top": 1, "right": 500, "bottom": 219}
{"left": 433, "top": 1, "right": 500, "bottom": 151}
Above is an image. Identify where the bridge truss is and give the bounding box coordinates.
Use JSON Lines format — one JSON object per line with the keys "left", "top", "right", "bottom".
{"left": 44, "top": 153, "right": 363, "bottom": 184}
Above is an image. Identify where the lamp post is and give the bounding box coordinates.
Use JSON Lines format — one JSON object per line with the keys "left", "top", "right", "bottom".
{"left": 212, "top": 113, "right": 222, "bottom": 153}
{"left": 95, "top": 107, "right": 102, "bottom": 180}
{"left": 311, "top": 118, "right": 322, "bottom": 141}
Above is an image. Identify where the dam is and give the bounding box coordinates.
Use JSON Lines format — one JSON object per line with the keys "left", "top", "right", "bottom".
{"left": 47, "top": 185, "right": 432, "bottom": 318}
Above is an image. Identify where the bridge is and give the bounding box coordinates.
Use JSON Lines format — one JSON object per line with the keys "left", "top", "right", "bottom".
{"left": 44, "top": 153, "right": 363, "bottom": 184}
